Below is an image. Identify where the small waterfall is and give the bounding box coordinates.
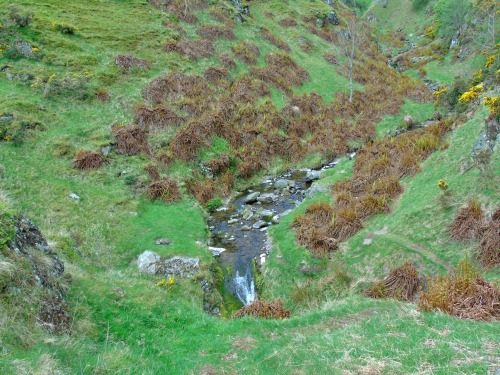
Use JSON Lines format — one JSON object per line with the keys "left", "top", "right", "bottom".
{"left": 234, "top": 266, "right": 255, "bottom": 305}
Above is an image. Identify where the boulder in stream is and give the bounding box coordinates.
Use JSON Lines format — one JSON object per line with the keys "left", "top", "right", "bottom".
{"left": 257, "top": 193, "right": 277, "bottom": 204}
{"left": 244, "top": 192, "right": 261, "bottom": 204}
{"left": 253, "top": 220, "right": 268, "bottom": 229}
{"left": 305, "top": 170, "right": 322, "bottom": 182}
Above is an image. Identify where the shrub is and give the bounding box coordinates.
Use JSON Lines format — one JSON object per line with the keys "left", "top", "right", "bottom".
{"left": 33, "top": 72, "right": 92, "bottom": 99}
{"left": 73, "top": 150, "right": 107, "bottom": 170}
{"left": 447, "top": 198, "right": 486, "bottom": 243}
{"left": 197, "top": 25, "right": 235, "bottom": 40}
{"left": 164, "top": 38, "right": 215, "bottom": 61}
{"left": 233, "top": 298, "right": 291, "bottom": 319}
{"left": 113, "top": 125, "right": 149, "bottom": 156}
{"left": 366, "top": 262, "right": 420, "bottom": 301}
{"left": 206, "top": 197, "right": 222, "bottom": 212}
{"left": 146, "top": 179, "right": 181, "bottom": 203}
{"left": 261, "top": 28, "right": 291, "bottom": 52}
{"left": 278, "top": 17, "right": 297, "bottom": 27}
{"left": 203, "top": 67, "right": 229, "bottom": 83}
{"left": 7, "top": 5, "right": 34, "bottom": 28}
{"left": 144, "top": 163, "right": 160, "bottom": 181}
{"left": 114, "top": 54, "right": 148, "bottom": 71}
{"left": 231, "top": 41, "right": 260, "bottom": 65}
{"left": 475, "top": 218, "right": 500, "bottom": 270}
{"left": 135, "top": 104, "right": 185, "bottom": 130}
{"left": 204, "top": 153, "right": 230, "bottom": 175}
{"left": 419, "top": 258, "right": 500, "bottom": 321}
{"left": 187, "top": 178, "right": 215, "bottom": 204}
{"left": 96, "top": 89, "right": 111, "bottom": 101}
{"left": 51, "top": 21, "right": 78, "bottom": 34}
{"left": 218, "top": 52, "right": 236, "bottom": 69}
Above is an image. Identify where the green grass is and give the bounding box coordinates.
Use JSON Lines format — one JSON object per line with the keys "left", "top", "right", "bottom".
{"left": 0, "top": 0, "right": 498, "bottom": 373}
{"left": 375, "top": 99, "right": 435, "bottom": 137}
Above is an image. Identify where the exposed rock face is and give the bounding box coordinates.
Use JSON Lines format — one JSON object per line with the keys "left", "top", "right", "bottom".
{"left": 6, "top": 216, "right": 69, "bottom": 332}
{"left": 326, "top": 11, "right": 339, "bottom": 25}
{"left": 137, "top": 251, "right": 199, "bottom": 277}
{"left": 9, "top": 216, "right": 64, "bottom": 285}
{"left": 244, "top": 192, "right": 260, "bottom": 204}
{"left": 305, "top": 170, "right": 321, "bottom": 182}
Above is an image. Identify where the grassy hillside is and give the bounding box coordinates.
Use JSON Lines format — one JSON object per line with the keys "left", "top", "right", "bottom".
{"left": 0, "top": 0, "right": 498, "bottom": 373}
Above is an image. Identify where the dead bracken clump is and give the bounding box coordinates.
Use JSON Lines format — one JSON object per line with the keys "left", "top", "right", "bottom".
{"left": 279, "top": 17, "right": 297, "bottom": 27}
{"left": 164, "top": 38, "right": 215, "bottom": 61}
{"left": 323, "top": 53, "right": 338, "bottom": 65}
{"left": 261, "top": 28, "right": 291, "bottom": 52}
{"left": 250, "top": 53, "right": 309, "bottom": 95}
{"left": 114, "top": 54, "right": 148, "bottom": 71}
{"left": 366, "top": 262, "right": 420, "bottom": 301}
{"left": 203, "top": 67, "right": 229, "bottom": 83}
{"left": 135, "top": 104, "right": 185, "bottom": 130}
{"left": 218, "top": 51, "right": 237, "bottom": 69}
{"left": 113, "top": 125, "right": 149, "bottom": 156}
{"left": 419, "top": 258, "right": 500, "bottom": 321}
{"left": 448, "top": 198, "right": 486, "bottom": 243}
{"left": 197, "top": 25, "right": 235, "bottom": 40}
{"left": 475, "top": 217, "right": 500, "bottom": 270}
{"left": 144, "top": 163, "right": 160, "bottom": 181}
{"left": 204, "top": 153, "right": 230, "bottom": 175}
{"left": 146, "top": 179, "right": 181, "bottom": 203}
{"left": 233, "top": 298, "right": 291, "bottom": 319}
{"left": 73, "top": 150, "right": 107, "bottom": 170}
{"left": 231, "top": 41, "right": 260, "bottom": 65}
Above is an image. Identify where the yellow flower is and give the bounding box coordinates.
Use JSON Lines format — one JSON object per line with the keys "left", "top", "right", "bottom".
{"left": 156, "top": 279, "right": 166, "bottom": 287}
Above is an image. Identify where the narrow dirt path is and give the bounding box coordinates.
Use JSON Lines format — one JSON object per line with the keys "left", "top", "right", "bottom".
{"left": 383, "top": 233, "right": 454, "bottom": 272}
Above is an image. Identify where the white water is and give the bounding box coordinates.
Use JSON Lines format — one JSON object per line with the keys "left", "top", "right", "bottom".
{"left": 234, "top": 267, "right": 255, "bottom": 305}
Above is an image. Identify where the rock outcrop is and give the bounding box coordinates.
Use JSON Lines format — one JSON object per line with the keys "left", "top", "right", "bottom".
{"left": 137, "top": 250, "right": 199, "bottom": 277}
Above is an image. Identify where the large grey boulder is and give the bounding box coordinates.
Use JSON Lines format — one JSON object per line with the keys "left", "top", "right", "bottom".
{"left": 243, "top": 192, "right": 260, "bottom": 204}
{"left": 305, "top": 170, "right": 322, "bottom": 182}
{"left": 257, "top": 193, "right": 277, "bottom": 204}
{"left": 137, "top": 251, "right": 199, "bottom": 278}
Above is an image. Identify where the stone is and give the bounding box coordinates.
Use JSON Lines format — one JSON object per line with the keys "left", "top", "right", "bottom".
{"left": 137, "top": 250, "right": 199, "bottom": 277}
{"left": 324, "top": 0, "right": 334, "bottom": 5}
{"left": 316, "top": 15, "right": 325, "bottom": 28}
{"left": 234, "top": 13, "right": 244, "bottom": 24}
{"left": 69, "top": 193, "right": 80, "bottom": 200}
{"left": 274, "top": 179, "right": 291, "bottom": 189}
{"left": 291, "top": 105, "right": 301, "bottom": 118}
{"left": 244, "top": 192, "right": 260, "bottom": 203}
{"left": 260, "top": 209, "right": 274, "bottom": 221}
{"left": 241, "top": 225, "right": 252, "bottom": 231}
{"left": 363, "top": 238, "right": 372, "bottom": 245}
{"left": 228, "top": 218, "right": 239, "bottom": 225}
{"left": 306, "top": 185, "right": 327, "bottom": 198}
{"left": 326, "top": 11, "right": 339, "bottom": 25}
{"left": 208, "top": 247, "right": 226, "bottom": 256}
{"left": 381, "top": 0, "right": 389, "bottom": 8}
{"left": 366, "top": 12, "right": 377, "bottom": 24}
{"left": 305, "top": 170, "right": 321, "bottom": 182}
{"left": 102, "top": 145, "right": 112, "bottom": 156}
{"left": 253, "top": 220, "right": 267, "bottom": 229}
{"left": 271, "top": 215, "right": 280, "bottom": 224}
{"left": 155, "top": 238, "right": 172, "bottom": 245}
{"left": 111, "top": 287, "right": 126, "bottom": 298}
{"left": 257, "top": 193, "right": 276, "bottom": 204}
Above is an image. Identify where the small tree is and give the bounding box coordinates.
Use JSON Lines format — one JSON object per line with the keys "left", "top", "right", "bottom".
{"left": 338, "top": 18, "right": 362, "bottom": 103}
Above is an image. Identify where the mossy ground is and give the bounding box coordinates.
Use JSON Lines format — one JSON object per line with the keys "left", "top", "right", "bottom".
{"left": 0, "top": 0, "right": 498, "bottom": 373}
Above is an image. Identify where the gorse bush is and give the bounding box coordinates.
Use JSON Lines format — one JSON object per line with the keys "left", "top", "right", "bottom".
{"left": 51, "top": 21, "right": 78, "bottom": 34}
{"left": 7, "top": 4, "right": 34, "bottom": 28}
{"left": 32, "top": 72, "right": 92, "bottom": 99}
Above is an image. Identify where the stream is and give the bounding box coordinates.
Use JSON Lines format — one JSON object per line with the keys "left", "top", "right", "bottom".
{"left": 208, "top": 159, "right": 342, "bottom": 306}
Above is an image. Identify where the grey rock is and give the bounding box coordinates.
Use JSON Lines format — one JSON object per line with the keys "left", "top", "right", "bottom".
{"left": 271, "top": 215, "right": 280, "bottom": 224}
{"left": 155, "top": 238, "right": 172, "bottom": 245}
{"left": 69, "top": 193, "right": 80, "bottom": 200}
{"left": 241, "top": 225, "right": 252, "bottom": 231}
{"left": 137, "top": 251, "right": 199, "bottom": 277}
{"left": 366, "top": 12, "right": 377, "bottom": 24}
{"left": 102, "top": 146, "right": 112, "bottom": 156}
{"left": 244, "top": 192, "right": 260, "bottom": 203}
{"left": 234, "top": 13, "right": 244, "bottom": 24}
{"left": 382, "top": 0, "right": 389, "bottom": 7}
{"left": 324, "top": 0, "right": 334, "bottom": 5}
{"left": 316, "top": 16, "right": 325, "bottom": 28}
{"left": 228, "top": 219, "right": 239, "bottom": 225}
{"left": 8, "top": 216, "right": 65, "bottom": 283}
{"left": 274, "top": 179, "right": 291, "bottom": 189}
{"left": 326, "top": 11, "right": 339, "bottom": 25}
{"left": 260, "top": 209, "right": 274, "bottom": 221}
{"left": 305, "top": 170, "right": 321, "bottom": 182}
{"left": 253, "top": 220, "right": 268, "bottom": 229}
{"left": 281, "top": 188, "right": 291, "bottom": 196}
{"left": 306, "top": 185, "right": 327, "bottom": 198}
{"left": 208, "top": 247, "right": 226, "bottom": 256}
{"left": 257, "top": 193, "right": 276, "bottom": 204}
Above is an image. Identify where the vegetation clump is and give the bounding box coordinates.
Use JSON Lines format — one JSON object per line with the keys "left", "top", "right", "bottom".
{"left": 73, "top": 150, "right": 107, "bottom": 170}
{"left": 447, "top": 198, "right": 486, "bottom": 243}
{"left": 231, "top": 41, "right": 260, "bottom": 65}
{"left": 113, "top": 125, "right": 149, "bottom": 156}
{"left": 233, "top": 298, "right": 291, "bottom": 319}
{"left": 114, "top": 54, "right": 149, "bottom": 71}
{"left": 146, "top": 179, "right": 181, "bottom": 203}
{"left": 475, "top": 210, "right": 500, "bottom": 269}
{"left": 366, "top": 262, "right": 421, "bottom": 301}
{"left": 419, "top": 259, "right": 500, "bottom": 321}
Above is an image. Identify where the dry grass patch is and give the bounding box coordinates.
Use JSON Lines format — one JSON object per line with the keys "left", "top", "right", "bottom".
{"left": 146, "top": 179, "right": 181, "bottom": 203}
{"left": 135, "top": 104, "right": 185, "bottom": 130}
{"left": 113, "top": 125, "right": 149, "bottom": 156}
{"left": 73, "top": 150, "right": 107, "bottom": 170}
{"left": 366, "top": 262, "right": 420, "bottom": 301}
{"left": 447, "top": 198, "right": 487, "bottom": 243}
{"left": 475, "top": 218, "right": 500, "bottom": 270}
{"left": 231, "top": 41, "right": 260, "bottom": 65}
{"left": 164, "top": 38, "right": 215, "bottom": 61}
{"left": 419, "top": 259, "right": 500, "bottom": 321}
{"left": 113, "top": 54, "right": 148, "bottom": 71}
{"left": 197, "top": 25, "right": 235, "bottom": 40}
{"left": 233, "top": 298, "right": 291, "bottom": 319}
